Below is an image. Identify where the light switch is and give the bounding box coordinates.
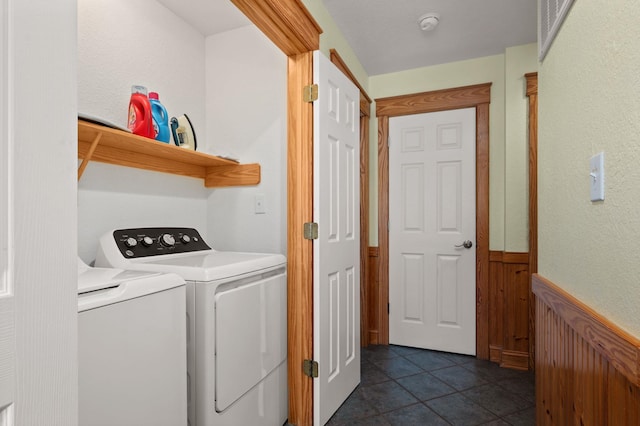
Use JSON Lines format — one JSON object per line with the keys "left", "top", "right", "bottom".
{"left": 590, "top": 152, "right": 605, "bottom": 202}
{"left": 254, "top": 194, "right": 266, "bottom": 214}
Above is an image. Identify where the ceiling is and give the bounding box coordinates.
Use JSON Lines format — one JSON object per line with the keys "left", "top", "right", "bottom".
{"left": 156, "top": 0, "right": 251, "bottom": 36}
{"left": 157, "top": 0, "right": 537, "bottom": 76}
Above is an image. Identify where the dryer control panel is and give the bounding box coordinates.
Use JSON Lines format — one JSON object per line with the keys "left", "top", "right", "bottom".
{"left": 112, "top": 227, "right": 211, "bottom": 258}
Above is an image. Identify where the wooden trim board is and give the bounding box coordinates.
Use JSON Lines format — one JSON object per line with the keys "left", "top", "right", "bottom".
{"left": 285, "top": 51, "right": 314, "bottom": 426}
{"left": 525, "top": 72, "right": 538, "bottom": 370}
{"left": 533, "top": 273, "right": 640, "bottom": 387}
{"left": 231, "top": 0, "right": 321, "bottom": 56}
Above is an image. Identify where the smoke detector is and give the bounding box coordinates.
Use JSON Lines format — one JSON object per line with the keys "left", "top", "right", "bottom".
{"left": 418, "top": 13, "right": 440, "bottom": 31}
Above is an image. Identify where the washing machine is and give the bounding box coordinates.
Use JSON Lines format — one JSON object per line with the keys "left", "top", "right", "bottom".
{"left": 95, "top": 227, "right": 288, "bottom": 426}
{"left": 77, "top": 258, "right": 187, "bottom": 426}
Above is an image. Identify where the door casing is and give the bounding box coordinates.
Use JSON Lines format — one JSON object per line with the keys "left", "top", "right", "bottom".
{"left": 376, "top": 83, "right": 492, "bottom": 358}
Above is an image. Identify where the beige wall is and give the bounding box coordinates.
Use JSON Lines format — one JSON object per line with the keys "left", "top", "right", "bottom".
{"left": 370, "top": 47, "right": 537, "bottom": 250}
{"left": 538, "top": 0, "right": 640, "bottom": 336}
{"left": 301, "top": 1, "right": 537, "bottom": 252}
{"left": 370, "top": 56, "right": 506, "bottom": 248}
{"left": 505, "top": 43, "right": 538, "bottom": 252}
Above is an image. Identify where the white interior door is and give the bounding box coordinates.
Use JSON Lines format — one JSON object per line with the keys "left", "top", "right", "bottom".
{"left": 0, "top": 0, "right": 15, "bottom": 420}
{"left": 389, "top": 108, "right": 476, "bottom": 355}
{"left": 313, "top": 50, "right": 360, "bottom": 426}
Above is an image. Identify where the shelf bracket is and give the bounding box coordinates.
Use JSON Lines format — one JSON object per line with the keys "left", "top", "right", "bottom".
{"left": 77, "top": 132, "right": 102, "bottom": 180}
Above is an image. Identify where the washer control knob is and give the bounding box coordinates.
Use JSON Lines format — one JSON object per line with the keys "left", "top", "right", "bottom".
{"left": 142, "top": 236, "right": 154, "bottom": 247}
{"left": 160, "top": 233, "right": 176, "bottom": 247}
{"left": 124, "top": 237, "right": 137, "bottom": 248}
{"left": 180, "top": 235, "right": 191, "bottom": 244}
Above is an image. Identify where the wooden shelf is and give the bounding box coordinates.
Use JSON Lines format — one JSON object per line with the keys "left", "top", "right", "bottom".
{"left": 77, "top": 119, "right": 260, "bottom": 187}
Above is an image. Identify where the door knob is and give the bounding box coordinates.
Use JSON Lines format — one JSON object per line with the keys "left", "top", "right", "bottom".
{"left": 455, "top": 240, "right": 473, "bottom": 249}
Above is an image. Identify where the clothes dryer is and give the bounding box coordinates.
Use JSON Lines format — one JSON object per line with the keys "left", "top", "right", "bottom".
{"left": 78, "top": 258, "right": 187, "bottom": 426}
{"left": 95, "top": 227, "right": 287, "bottom": 426}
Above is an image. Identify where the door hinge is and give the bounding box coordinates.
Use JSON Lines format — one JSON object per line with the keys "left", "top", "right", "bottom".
{"left": 303, "top": 359, "right": 319, "bottom": 378}
{"left": 388, "top": 303, "right": 390, "bottom": 314}
{"left": 304, "top": 222, "right": 318, "bottom": 240}
{"left": 303, "top": 84, "right": 318, "bottom": 103}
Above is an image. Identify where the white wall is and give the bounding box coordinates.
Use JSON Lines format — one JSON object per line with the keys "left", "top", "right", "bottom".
{"left": 538, "top": 0, "right": 640, "bottom": 336}
{"left": 77, "top": 0, "right": 206, "bottom": 135}
{"left": 77, "top": 0, "right": 209, "bottom": 263}
{"left": 13, "top": 0, "right": 78, "bottom": 423}
{"left": 205, "top": 26, "right": 287, "bottom": 254}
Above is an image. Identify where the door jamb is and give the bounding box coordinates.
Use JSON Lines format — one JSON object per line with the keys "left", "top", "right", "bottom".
{"left": 525, "top": 72, "right": 538, "bottom": 369}
{"left": 376, "top": 83, "right": 492, "bottom": 359}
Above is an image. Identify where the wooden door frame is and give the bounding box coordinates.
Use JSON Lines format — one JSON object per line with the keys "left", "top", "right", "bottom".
{"left": 525, "top": 72, "right": 538, "bottom": 369}
{"left": 376, "top": 83, "right": 492, "bottom": 359}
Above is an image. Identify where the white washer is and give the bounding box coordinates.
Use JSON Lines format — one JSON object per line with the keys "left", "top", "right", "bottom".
{"left": 95, "top": 227, "right": 288, "bottom": 426}
{"left": 77, "top": 258, "right": 187, "bottom": 426}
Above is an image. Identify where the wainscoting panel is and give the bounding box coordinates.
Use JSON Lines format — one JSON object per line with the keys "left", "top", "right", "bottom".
{"left": 367, "top": 247, "right": 380, "bottom": 344}
{"left": 488, "top": 251, "right": 531, "bottom": 370}
{"left": 534, "top": 274, "right": 640, "bottom": 425}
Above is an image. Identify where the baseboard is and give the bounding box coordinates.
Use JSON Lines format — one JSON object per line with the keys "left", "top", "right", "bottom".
{"left": 500, "top": 350, "right": 529, "bottom": 371}
{"left": 489, "top": 344, "right": 502, "bottom": 363}
{"left": 368, "top": 330, "right": 379, "bottom": 345}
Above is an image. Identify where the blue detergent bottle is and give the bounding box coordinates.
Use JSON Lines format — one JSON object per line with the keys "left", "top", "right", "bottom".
{"left": 149, "top": 92, "right": 170, "bottom": 143}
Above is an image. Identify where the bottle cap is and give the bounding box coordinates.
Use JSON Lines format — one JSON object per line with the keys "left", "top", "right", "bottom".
{"left": 149, "top": 92, "right": 159, "bottom": 100}
{"left": 131, "top": 85, "right": 147, "bottom": 95}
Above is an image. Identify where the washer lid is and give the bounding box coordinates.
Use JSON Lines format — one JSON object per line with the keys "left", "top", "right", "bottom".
{"left": 78, "top": 259, "right": 185, "bottom": 312}
{"left": 78, "top": 266, "right": 164, "bottom": 294}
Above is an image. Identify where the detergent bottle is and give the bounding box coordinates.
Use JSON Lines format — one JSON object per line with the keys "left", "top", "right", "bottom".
{"left": 127, "top": 85, "right": 153, "bottom": 138}
{"left": 149, "top": 92, "right": 171, "bottom": 143}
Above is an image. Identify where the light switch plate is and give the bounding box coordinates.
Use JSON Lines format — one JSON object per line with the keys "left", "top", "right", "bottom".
{"left": 254, "top": 194, "right": 266, "bottom": 214}
{"left": 590, "top": 152, "right": 605, "bottom": 201}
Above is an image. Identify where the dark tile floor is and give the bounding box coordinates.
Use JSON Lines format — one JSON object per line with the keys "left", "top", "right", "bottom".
{"left": 327, "top": 345, "right": 535, "bottom": 426}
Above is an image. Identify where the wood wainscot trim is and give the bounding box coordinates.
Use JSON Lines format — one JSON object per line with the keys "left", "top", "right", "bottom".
{"left": 367, "top": 247, "right": 380, "bottom": 344}
{"left": 533, "top": 273, "right": 640, "bottom": 424}
{"left": 488, "top": 251, "right": 531, "bottom": 369}
{"left": 533, "top": 274, "right": 640, "bottom": 386}
{"left": 377, "top": 84, "right": 491, "bottom": 359}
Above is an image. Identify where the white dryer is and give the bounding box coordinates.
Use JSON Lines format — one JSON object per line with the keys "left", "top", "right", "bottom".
{"left": 95, "top": 227, "right": 288, "bottom": 426}
{"left": 77, "top": 258, "right": 187, "bottom": 426}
